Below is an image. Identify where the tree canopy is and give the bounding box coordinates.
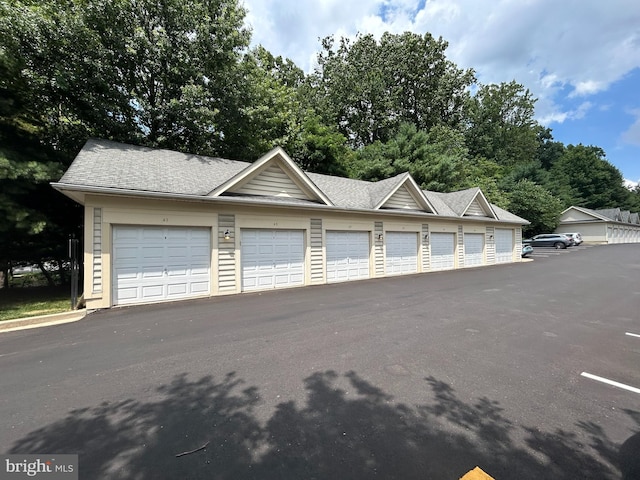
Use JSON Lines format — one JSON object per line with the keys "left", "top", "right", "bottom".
{"left": 1, "top": 1, "right": 638, "bottom": 281}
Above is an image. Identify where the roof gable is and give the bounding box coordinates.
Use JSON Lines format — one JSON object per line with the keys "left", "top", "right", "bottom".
{"left": 379, "top": 184, "right": 424, "bottom": 211}
{"left": 559, "top": 206, "right": 610, "bottom": 222}
{"left": 461, "top": 189, "right": 497, "bottom": 219}
{"left": 373, "top": 174, "right": 436, "bottom": 213}
{"left": 210, "top": 147, "right": 333, "bottom": 205}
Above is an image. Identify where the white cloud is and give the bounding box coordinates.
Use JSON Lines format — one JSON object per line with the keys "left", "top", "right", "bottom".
{"left": 242, "top": 0, "right": 640, "bottom": 124}
{"left": 621, "top": 109, "right": 640, "bottom": 146}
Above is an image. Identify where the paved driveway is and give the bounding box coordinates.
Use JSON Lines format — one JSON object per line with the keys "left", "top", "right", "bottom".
{"left": 1, "top": 245, "right": 639, "bottom": 479}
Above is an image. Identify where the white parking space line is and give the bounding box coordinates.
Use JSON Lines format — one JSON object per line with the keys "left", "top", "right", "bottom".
{"left": 625, "top": 332, "right": 640, "bottom": 338}
{"left": 581, "top": 372, "right": 640, "bottom": 394}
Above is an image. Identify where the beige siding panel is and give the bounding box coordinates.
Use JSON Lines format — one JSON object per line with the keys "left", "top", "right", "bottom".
{"left": 218, "top": 214, "right": 236, "bottom": 292}
{"left": 515, "top": 227, "right": 522, "bottom": 258}
{"left": 310, "top": 218, "right": 324, "bottom": 283}
{"left": 486, "top": 227, "right": 495, "bottom": 264}
{"left": 560, "top": 209, "right": 599, "bottom": 222}
{"left": 421, "top": 224, "right": 430, "bottom": 271}
{"left": 457, "top": 225, "right": 464, "bottom": 267}
{"left": 374, "top": 221, "right": 384, "bottom": 276}
{"left": 233, "top": 165, "right": 309, "bottom": 200}
{"left": 464, "top": 198, "right": 488, "bottom": 217}
{"left": 92, "top": 207, "right": 103, "bottom": 293}
{"left": 382, "top": 186, "right": 422, "bottom": 210}
{"left": 556, "top": 223, "right": 607, "bottom": 243}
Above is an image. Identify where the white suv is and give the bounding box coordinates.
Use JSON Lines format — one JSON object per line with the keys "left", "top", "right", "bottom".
{"left": 563, "top": 232, "right": 583, "bottom": 245}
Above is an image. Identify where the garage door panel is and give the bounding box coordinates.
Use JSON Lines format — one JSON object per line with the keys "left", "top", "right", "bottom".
{"left": 141, "top": 266, "right": 164, "bottom": 279}
{"left": 190, "top": 281, "right": 210, "bottom": 294}
{"left": 326, "top": 231, "right": 370, "bottom": 283}
{"left": 114, "top": 246, "right": 138, "bottom": 261}
{"left": 191, "top": 264, "right": 210, "bottom": 276}
{"left": 141, "top": 284, "right": 164, "bottom": 298}
{"left": 241, "top": 229, "right": 305, "bottom": 291}
{"left": 142, "top": 228, "right": 165, "bottom": 241}
{"left": 112, "top": 226, "right": 211, "bottom": 305}
{"left": 495, "top": 229, "right": 513, "bottom": 263}
{"left": 117, "top": 287, "right": 138, "bottom": 301}
{"left": 464, "top": 233, "right": 484, "bottom": 266}
{"left": 141, "top": 246, "right": 163, "bottom": 259}
{"left": 431, "top": 233, "right": 455, "bottom": 271}
{"left": 385, "top": 232, "right": 418, "bottom": 275}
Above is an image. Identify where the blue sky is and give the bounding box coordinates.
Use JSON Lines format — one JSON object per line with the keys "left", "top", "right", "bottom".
{"left": 243, "top": 0, "right": 640, "bottom": 185}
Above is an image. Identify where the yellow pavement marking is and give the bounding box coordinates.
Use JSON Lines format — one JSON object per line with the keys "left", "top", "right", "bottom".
{"left": 460, "top": 466, "right": 495, "bottom": 480}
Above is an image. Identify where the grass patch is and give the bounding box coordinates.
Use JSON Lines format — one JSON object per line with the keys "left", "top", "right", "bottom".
{"left": 0, "top": 285, "right": 71, "bottom": 322}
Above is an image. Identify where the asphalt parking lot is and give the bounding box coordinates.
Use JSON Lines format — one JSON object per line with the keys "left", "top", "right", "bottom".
{"left": 1, "top": 244, "right": 639, "bottom": 479}
{"left": 525, "top": 242, "right": 596, "bottom": 258}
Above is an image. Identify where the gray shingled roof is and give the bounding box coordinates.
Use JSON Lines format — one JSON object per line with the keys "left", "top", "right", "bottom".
{"left": 56, "top": 139, "right": 529, "bottom": 223}
{"left": 59, "top": 138, "right": 247, "bottom": 195}
{"left": 595, "top": 208, "right": 621, "bottom": 221}
{"left": 433, "top": 188, "right": 480, "bottom": 216}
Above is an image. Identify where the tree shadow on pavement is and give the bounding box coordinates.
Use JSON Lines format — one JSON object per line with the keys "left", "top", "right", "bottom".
{"left": 9, "top": 371, "right": 631, "bottom": 479}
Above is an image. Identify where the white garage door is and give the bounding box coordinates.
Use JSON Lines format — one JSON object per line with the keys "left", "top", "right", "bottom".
{"left": 112, "top": 226, "right": 211, "bottom": 306}
{"left": 241, "top": 229, "right": 304, "bottom": 291}
{"left": 430, "top": 233, "right": 456, "bottom": 271}
{"left": 464, "top": 233, "right": 484, "bottom": 266}
{"left": 386, "top": 232, "right": 418, "bottom": 275}
{"left": 495, "top": 228, "right": 513, "bottom": 263}
{"left": 326, "top": 231, "right": 370, "bottom": 282}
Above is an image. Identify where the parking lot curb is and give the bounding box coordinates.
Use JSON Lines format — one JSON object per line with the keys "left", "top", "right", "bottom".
{"left": 0, "top": 309, "right": 87, "bottom": 333}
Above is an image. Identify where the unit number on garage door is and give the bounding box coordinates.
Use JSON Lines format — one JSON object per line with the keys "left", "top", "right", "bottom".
{"left": 241, "top": 229, "right": 304, "bottom": 291}
{"left": 112, "top": 226, "right": 211, "bottom": 306}
{"left": 326, "top": 231, "right": 370, "bottom": 282}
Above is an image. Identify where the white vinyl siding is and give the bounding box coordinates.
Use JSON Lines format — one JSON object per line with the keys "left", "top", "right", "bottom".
{"left": 495, "top": 228, "right": 513, "bottom": 264}
{"left": 310, "top": 219, "right": 324, "bottom": 283}
{"left": 92, "top": 208, "right": 103, "bottom": 293}
{"left": 218, "top": 214, "right": 236, "bottom": 292}
{"left": 326, "top": 231, "right": 370, "bottom": 282}
{"left": 464, "top": 233, "right": 484, "bottom": 266}
{"left": 381, "top": 186, "right": 422, "bottom": 210}
{"left": 112, "top": 226, "right": 211, "bottom": 306}
{"left": 241, "top": 229, "right": 305, "bottom": 291}
{"left": 385, "top": 232, "right": 418, "bottom": 275}
{"left": 464, "top": 199, "right": 488, "bottom": 216}
{"left": 421, "top": 224, "right": 430, "bottom": 271}
{"left": 430, "top": 233, "right": 456, "bottom": 271}
{"left": 374, "top": 221, "right": 384, "bottom": 276}
{"left": 232, "top": 165, "right": 309, "bottom": 200}
{"left": 486, "top": 227, "right": 496, "bottom": 264}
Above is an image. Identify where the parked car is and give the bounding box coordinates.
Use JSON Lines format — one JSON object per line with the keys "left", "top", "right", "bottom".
{"left": 521, "top": 245, "right": 534, "bottom": 257}
{"left": 523, "top": 233, "right": 574, "bottom": 249}
{"left": 563, "top": 232, "right": 583, "bottom": 245}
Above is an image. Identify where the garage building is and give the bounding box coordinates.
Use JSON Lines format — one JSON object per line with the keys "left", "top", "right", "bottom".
{"left": 53, "top": 139, "right": 529, "bottom": 309}
{"left": 556, "top": 206, "right": 640, "bottom": 244}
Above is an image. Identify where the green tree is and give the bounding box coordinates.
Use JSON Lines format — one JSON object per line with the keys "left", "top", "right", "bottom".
{"left": 348, "top": 123, "right": 468, "bottom": 191}
{"left": 550, "top": 144, "right": 629, "bottom": 209}
{"left": 313, "top": 32, "right": 474, "bottom": 148}
{"left": 1, "top": 0, "right": 251, "bottom": 157}
{"left": 0, "top": 0, "right": 251, "bottom": 284}
{"left": 505, "top": 180, "right": 563, "bottom": 236}
{"left": 465, "top": 81, "right": 538, "bottom": 167}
